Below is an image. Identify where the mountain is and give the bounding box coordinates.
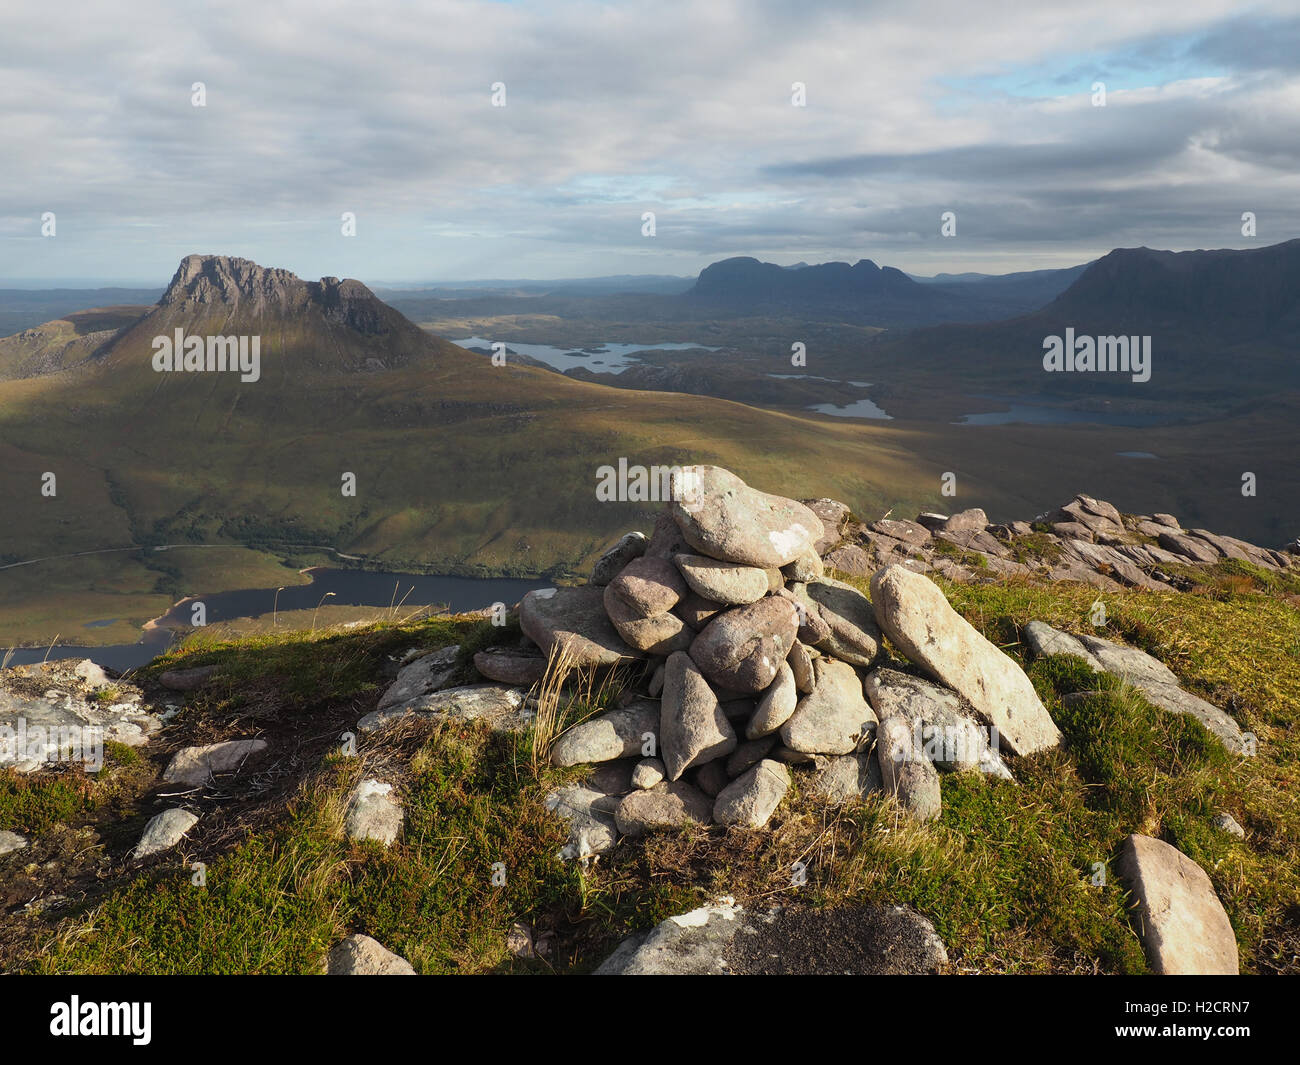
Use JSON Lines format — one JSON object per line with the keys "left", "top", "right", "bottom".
{"left": 684, "top": 255, "right": 1089, "bottom": 325}
{"left": 0, "top": 287, "right": 162, "bottom": 337}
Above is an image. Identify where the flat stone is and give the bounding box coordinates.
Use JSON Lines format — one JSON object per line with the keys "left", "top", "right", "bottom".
{"left": 158, "top": 665, "right": 218, "bottom": 691}
{"left": 669, "top": 465, "right": 824, "bottom": 568}
{"left": 614, "top": 779, "right": 713, "bottom": 836}
{"left": 779, "top": 658, "right": 877, "bottom": 756}
{"left": 747, "top": 662, "right": 798, "bottom": 738}
{"left": 358, "top": 685, "right": 532, "bottom": 734}
{"left": 519, "top": 586, "right": 641, "bottom": 667}
{"left": 163, "top": 739, "right": 268, "bottom": 785}
{"left": 1115, "top": 834, "right": 1238, "bottom": 975}
{"left": 135, "top": 808, "right": 199, "bottom": 858}
{"left": 675, "top": 554, "right": 771, "bottom": 605}
{"left": 550, "top": 699, "right": 660, "bottom": 766}
{"left": 345, "top": 779, "right": 403, "bottom": 846}
{"left": 545, "top": 785, "right": 619, "bottom": 860}
{"left": 942, "top": 508, "right": 988, "bottom": 533}
{"left": 594, "top": 899, "right": 744, "bottom": 975}
{"left": 689, "top": 596, "right": 799, "bottom": 694}
{"left": 805, "top": 751, "right": 882, "bottom": 803}
{"left": 473, "top": 645, "right": 546, "bottom": 686}
{"left": 714, "top": 759, "right": 790, "bottom": 828}
{"left": 1157, "top": 531, "right": 1220, "bottom": 564}
{"left": 871, "top": 564, "right": 1062, "bottom": 757}
{"left": 661, "top": 651, "right": 737, "bottom": 780}
{"left": 326, "top": 934, "right": 416, "bottom": 975}
{"left": 377, "top": 645, "right": 460, "bottom": 711}
{"left": 605, "top": 555, "right": 688, "bottom": 615}
{"left": 798, "top": 577, "right": 881, "bottom": 668}
{"left": 591, "top": 531, "right": 648, "bottom": 585}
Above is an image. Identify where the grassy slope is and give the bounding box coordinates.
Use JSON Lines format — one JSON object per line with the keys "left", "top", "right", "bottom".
{"left": 2, "top": 563, "right": 1295, "bottom": 975}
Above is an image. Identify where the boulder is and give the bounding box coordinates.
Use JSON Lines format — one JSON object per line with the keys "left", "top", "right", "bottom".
{"left": 805, "top": 751, "right": 882, "bottom": 803}
{"left": 519, "top": 586, "right": 641, "bottom": 667}
{"left": 357, "top": 685, "right": 532, "bottom": 734}
{"left": 689, "top": 596, "right": 800, "bottom": 694}
{"left": 674, "top": 554, "right": 770, "bottom": 605}
{"left": 344, "top": 779, "right": 403, "bottom": 846}
{"left": 1115, "top": 834, "right": 1239, "bottom": 975}
{"left": 163, "top": 738, "right": 268, "bottom": 785}
{"left": 604, "top": 556, "right": 688, "bottom": 615}
{"left": 377, "top": 645, "right": 460, "bottom": 711}
{"left": 326, "top": 934, "right": 416, "bottom": 975}
{"left": 942, "top": 508, "right": 988, "bottom": 533}
{"left": 614, "top": 780, "right": 713, "bottom": 836}
{"left": 779, "top": 658, "right": 877, "bottom": 755}
{"left": 660, "top": 652, "right": 737, "bottom": 780}
{"left": 798, "top": 578, "right": 881, "bottom": 668}
{"left": 747, "top": 661, "right": 798, "bottom": 738}
{"left": 875, "top": 715, "right": 942, "bottom": 821}
{"left": 870, "top": 565, "right": 1062, "bottom": 757}
{"left": 591, "top": 531, "right": 648, "bottom": 585}
{"left": 644, "top": 511, "right": 692, "bottom": 559}
{"left": 473, "top": 645, "right": 546, "bottom": 686}
{"left": 632, "top": 758, "right": 666, "bottom": 790}
{"left": 545, "top": 785, "right": 619, "bottom": 860}
{"left": 668, "top": 466, "right": 824, "bottom": 568}
{"left": 725, "top": 735, "right": 777, "bottom": 778}
{"left": 135, "top": 808, "right": 199, "bottom": 858}
{"left": 550, "top": 699, "right": 660, "bottom": 766}
{"left": 604, "top": 591, "right": 694, "bottom": 655}
{"left": 713, "top": 759, "right": 790, "bottom": 828}
{"left": 594, "top": 899, "right": 744, "bottom": 975}
{"left": 673, "top": 591, "right": 726, "bottom": 630}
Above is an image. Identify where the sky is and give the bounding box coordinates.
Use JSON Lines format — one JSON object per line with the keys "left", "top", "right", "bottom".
{"left": 3, "top": 0, "right": 1299, "bottom": 285}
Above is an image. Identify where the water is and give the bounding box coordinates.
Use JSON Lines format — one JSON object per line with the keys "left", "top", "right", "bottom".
{"left": 1116, "top": 451, "right": 1160, "bottom": 459}
{"left": 955, "top": 404, "right": 1170, "bottom": 427}
{"left": 453, "top": 336, "right": 720, "bottom": 374}
{"left": 808, "top": 396, "right": 893, "bottom": 420}
{"left": 5, "top": 569, "right": 550, "bottom": 673}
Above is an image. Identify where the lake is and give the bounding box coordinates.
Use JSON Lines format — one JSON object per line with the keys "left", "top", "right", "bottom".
{"left": 5, "top": 569, "right": 550, "bottom": 673}
{"left": 955, "top": 403, "right": 1172, "bottom": 427}
{"left": 453, "top": 336, "right": 720, "bottom": 373}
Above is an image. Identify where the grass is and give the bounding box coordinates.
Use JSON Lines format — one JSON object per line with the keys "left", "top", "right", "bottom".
{"left": 4, "top": 567, "right": 1297, "bottom": 974}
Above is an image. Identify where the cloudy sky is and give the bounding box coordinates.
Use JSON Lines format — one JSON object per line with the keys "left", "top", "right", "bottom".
{"left": 3, "top": 0, "right": 1299, "bottom": 284}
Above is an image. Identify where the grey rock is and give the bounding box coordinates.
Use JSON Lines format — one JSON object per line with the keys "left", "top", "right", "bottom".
{"left": 781, "top": 548, "right": 825, "bottom": 583}
{"left": 1115, "top": 834, "right": 1238, "bottom": 975}
{"left": 163, "top": 738, "right": 268, "bottom": 785}
{"left": 1023, "top": 621, "right": 1103, "bottom": 670}
{"left": 714, "top": 759, "right": 789, "bottom": 828}
{"left": 594, "top": 899, "right": 744, "bottom": 974}
{"left": 545, "top": 785, "right": 619, "bottom": 860}
{"left": 604, "top": 590, "right": 694, "bottom": 655}
{"left": 0, "top": 829, "right": 28, "bottom": 855}
{"left": 378, "top": 645, "right": 460, "bottom": 711}
{"left": 326, "top": 934, "right": 416, "bottom": 975}
{"left": 473, "top": 645, "right": 546, "bottom": 686}
{"left": 591, "top": 531, "right": 648, "bottom": 585}
{"left": 135, "top": 808, "right": 199, "bottom": 857}
{"left": 614, "top": 779, "right": 714, "bottom": 836}
{"left": 800, "top": 577, "right": 881, "bottom": 668}
{"left": 669, "top": 465, "right": 824, "bottom": 568}
{"left": 1214, "top": 812, "right": 1246, "bottom": 839}
{"left": 693, "top": 759, "right": 730, "bottom": 798}
{"left": 779, "top": 657, "right": 876, "bottom": 755}
{"left": 661, "top": 652, "right": 737, "bottom": 780}
{"left": 875, "top": 715, "right": 942, "bottom": 821}
{"left": 519, "top": 586, "right": 641, "bottom": 667}
{"left": 805, "top": 750, "right": 882, "bottom": 803}
{"left": 345, "top": 779, "right": 403, "bottom": 846}
{"left": 358, "top": 685, "right": 532, "bottom": 734}
{"left": 942, "top": 508, "right": 988, "bottom": 533}
{"left": 747, "top": 661, "right": 799, "bottom": 739}
{"left": 871, "top": 565, "right": 1062, "bottom": 757}
{"left": 604, "top": 555, "right": 688, "bottom": 615}
{"left": 675, "top": 553, "right": 770, "bottom": 605}
{"left": 726, "top": 735, "right": 776, "bottom": 778}
{"left": 689, "top": 596, "right": 800, "bottom": 694}
{"left": 550, "top": 699, "right": 660, "bottom": 766}
{"left": 787, "top": 640, "right": 815, "bottom": 694}
{"left": 632, "top": 757, "right": 666, "bottom": 790}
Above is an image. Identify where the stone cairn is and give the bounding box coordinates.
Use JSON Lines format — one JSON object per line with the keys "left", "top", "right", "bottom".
{"left": 516, "top": 465, "right": 1065, "bottom": 843}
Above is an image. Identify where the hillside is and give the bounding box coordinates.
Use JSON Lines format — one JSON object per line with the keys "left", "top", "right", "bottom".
{"left": 1, "top": 467, "right": 1295, "bottom": 975}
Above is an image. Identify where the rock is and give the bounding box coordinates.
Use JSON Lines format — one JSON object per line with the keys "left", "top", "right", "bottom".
{"left": 163, "top": 738, "right": 268, "bottom": 785}
{"left": 473, "top": 645, "right": 546, "bottom": 686}
{"left": 591, "top": 531, "right": 647, "bottom": 585}
{"left": 0, "top": 829, "right": 28, "bottom": 855}
{"left": 545, "top": 785, "right": 619, "bottom": 860}
{"left": 942, "top": 508, "right": 988, "bottom": 533}
{"left": 585, "top": 758, "right": 636, "bottom": 795}
{"left": 604, "top": 556, "right": 688, "bottom": 615}
{"left": 798, "top": 578, "right": 881, "bottom": 668}
{"left": 614, "top": 779, "right": 713, "bottom": 836}
{"left": 159, "top": 665, "right": 218, "bottom": 691}
{"left": 915, "top": 511, "right": 949, "bottom": 530}
{"left": 632, "top": 757, "right": 666, "bottom": 790}
{"left": 603, "top": 591, "right": 694, "bottom": 655}
{"left": 869, "top": 518, "right": 932, "bottom": 548}
{"left": 693, "top": 759, "right": 730, "bottom": 798}
{"left": 594, "top": 899, "right": 744, "bottom": 974}
{"left": 689, "top": 596, "right": 799, "bottom": 694}
{"left": 821, "top": 543, "right": 875, "bottom": 578}
{"left": 726, "top": 735, "right": 776, "bottom": 778}
{"left": 674, "top": 554, "right": 770, "bottom": 605}
{"left": 863, "top": 667, "right": 1009, "bottom": 776}
{"left": 661, "top": 652, "right": 737, "bottom": 780}
{"left": 647, "top": 661, "right": 666, "bottom": 697}
{"left": 1214, "top": 812, "right": 1246, "bottom": 839}
{"left": 805, "top": 751, "right": 882, "bottom": 803}
{"left": 358, "top": 685, "right": 532, "bottom": 734}
{"left": 870, "top": 565, "right": 1062, "bottom": 757}
{"left": 345, "top": 779, "right": 403, "bottom": 846}
{"left": 714, "top": 759, "right": 790, "bottom": 828}
{"left": 519, "top": 586, "right": 641, "bottom": 667}
{"left": 747, "top": 662, "right": 798, "bottom": 738}
{"left": 1152, "top": 512, "right": 1180, "bottom": 528}
{"left": 780, "top": 585, "right": 833, "bottom": 645}
{"left": 781, "top": 548, "right": 825, "bottom": 583}
{"left": 787, "top": 641, "right": 815, "bottom": 694}
{"left": 768, "top": 744, "right": 816, "bottom": 765}
{"left": 644, "top": 511, "right": 692, "bottom": 559}
{"left": 73, "top": 659, "right": 110, "bottom": 687}
{"left": 875, "top": 715, "right": 942, "bottom": 821}
{"left": 377, "top": 645, "right": 460, "bottom": 710}
{"left": 1022, "top": 621, "right": 1103, "bottom": 669}
{"left": 507, "top": 921, "right": 535, "bottom": 959}
{"left": 550, "top": 700, "right": 660, "bottom": 766}
{"left": 802, "top": 497, "right": 852, "bottom": 553}
{"left": 674, "top": 591, "right": 726, "bottom": 630}
{"left": 1115, "top": 834, "right": 1239, "bottom": 975}
{"left": 779, "top": 658, "right": 877, "bottom": 755}
{"left": 326, "top": 934, "right": 416, "bottom": 975}
{"left": 1157, "top": 530, "right": 1220, "bottom": 564}
{"left": 135, "top": 808, "right": 199, "bottom": 857}
{"left": 669, "top": 465, "right": 824, "bottom": 568}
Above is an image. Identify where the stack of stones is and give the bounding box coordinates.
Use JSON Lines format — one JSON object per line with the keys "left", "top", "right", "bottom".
{"left": 520, "top": 466, "right": 1064, "bottom": 843}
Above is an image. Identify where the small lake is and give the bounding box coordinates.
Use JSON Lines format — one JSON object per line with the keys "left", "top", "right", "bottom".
{"left": 5, "top": 569, "right": 550, "bottom": 673}
{"left": 1116, "top": 451, "right": 1160, "bottom": 459}
{"left": 453, "top": 336, "right": 720, "bottom": 374}
{"left": 808, "top": 396, "right": 893, "bottom": 420}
